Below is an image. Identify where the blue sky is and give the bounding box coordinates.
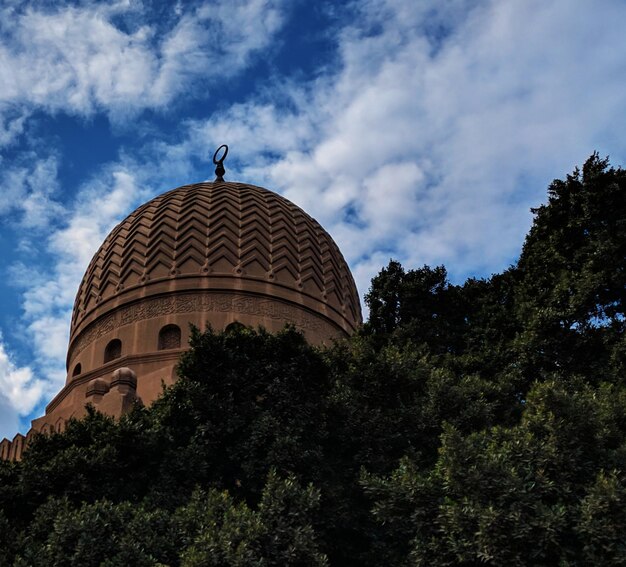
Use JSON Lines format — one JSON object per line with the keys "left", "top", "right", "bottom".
{"left": 1, "top": 0, "right": 626, "bottom": 440}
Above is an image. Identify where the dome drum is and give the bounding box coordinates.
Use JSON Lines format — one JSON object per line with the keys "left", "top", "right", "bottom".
{"left": 66, "top": 293, "right": 343, "bottom": 391}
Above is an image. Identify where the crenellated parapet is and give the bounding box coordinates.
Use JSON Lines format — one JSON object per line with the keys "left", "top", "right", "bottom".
{"left": 0, "top": 433, "right": 27, "bottom": 462}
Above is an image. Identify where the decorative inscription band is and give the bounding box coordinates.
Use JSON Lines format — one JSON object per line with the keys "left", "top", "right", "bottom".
{"left": 70, "top": 293, "right": 336, "bottom": 359}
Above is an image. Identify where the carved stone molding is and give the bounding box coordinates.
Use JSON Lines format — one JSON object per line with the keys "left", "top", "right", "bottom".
{"left": 69, "top": 292, "right": 339, "bottom": 359}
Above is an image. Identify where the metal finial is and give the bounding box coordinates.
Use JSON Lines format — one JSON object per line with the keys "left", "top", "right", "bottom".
{"left": 213, "top": 144, "right": 228, "bottom": 182}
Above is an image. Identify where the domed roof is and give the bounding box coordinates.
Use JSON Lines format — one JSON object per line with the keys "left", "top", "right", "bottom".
{"left": 70, "top": 181, "right": 361, "bottom": 346}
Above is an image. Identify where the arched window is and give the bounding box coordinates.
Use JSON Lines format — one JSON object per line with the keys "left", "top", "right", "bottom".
{"left": 104, "top": 339, "right": 122, "bottom": 363}
{"left": 225, "top": 321, "right": 247, "bottom": 334}
{"left": 158, "top": 324, "right": 181, "bottom": 350}
{"left": 72, "top": 363, "right": 82, "bottom": 377}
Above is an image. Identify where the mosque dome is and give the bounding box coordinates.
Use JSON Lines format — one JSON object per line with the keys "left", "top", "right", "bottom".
{"left": 68, "top": 181, "right": 361, "bottom": 372}
{"left": 5, "top": 150, "right": 363, "bottom": 460}
{"left": 29, "top": 176, "right": 361, "bottom": 436}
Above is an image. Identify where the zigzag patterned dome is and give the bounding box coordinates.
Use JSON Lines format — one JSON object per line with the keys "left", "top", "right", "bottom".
{"left": 69, "top": 181, "right": 362, "bottom": 367}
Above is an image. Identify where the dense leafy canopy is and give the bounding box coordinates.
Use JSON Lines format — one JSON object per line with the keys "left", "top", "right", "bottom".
{"left": 1, "top": 153, "right": 626, "bottom": 565}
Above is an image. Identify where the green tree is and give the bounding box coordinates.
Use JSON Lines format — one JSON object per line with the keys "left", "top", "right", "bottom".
{"left": 177, "top": 471, "right": 327, "bottom": 567}
{"left": 365, "top": 262, "right": 467, "bottom": 355}
{"left": 515, "top": 153, "right": 626, "bottom": 381}
{"left": 149, "top": 325, "right": 331, "bottom": 500}
{"left": 366, "top": 380, "right": 626, "bottom": 566}
{"left": 577, "top": 471, "right": 626, "bottom": 566}
{"left": 2, "top": 153, "right": 626, "bottom": 566}
{"left": 14, "top": 497, "right": 177, "bottom": 567}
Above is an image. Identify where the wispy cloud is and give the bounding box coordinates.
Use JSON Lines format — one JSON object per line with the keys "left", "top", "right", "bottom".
{"left": 0, "top": 333, "right": 41, "bottom": 439}
{"left": 0, "top": 0, "right": 285, "bottom": 124}
{"left": 0, "top": 153, "right": 64, "bottom": 229}
{"left": 0, "top": 106, "right": 29, "bottom": 148}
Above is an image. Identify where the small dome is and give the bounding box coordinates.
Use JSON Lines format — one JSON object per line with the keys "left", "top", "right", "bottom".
{"left": 86, "top": 378, "right": 110, "bottom": 396}
{"left": 68, "top": 181, "right": 361, "bottom": 365}
{"left": 111, "top": 367, "right": 138, "bottom": 388}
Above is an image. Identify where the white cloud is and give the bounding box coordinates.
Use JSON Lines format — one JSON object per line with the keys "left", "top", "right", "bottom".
{"left": 0, "top": 154, "right": 64, "bottom": 229}
{"left": 0, "top": 394, "right": 20, "bottom": 442}
{"left": 0, "top": 105, "right": 29, "bottom": 148}
{"left": 153, "top": 0, "right": 284, "bottom": 103}
{"left": 360, "top": 162, "right": 425, "bottom": 235}
{"left": 0, "top": 0, "right": 285, "bottom": 123}
{"left": 0, "top": 334, "right": 42, "bottom": 419}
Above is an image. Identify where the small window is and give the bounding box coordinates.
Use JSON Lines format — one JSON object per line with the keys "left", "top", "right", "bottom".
{"left": 104, "top": 339, "right": 122, "bottom": 363}
{"left": 72, "top": 363, "right": 82, "bottom": 377}
{"left": 225, "top": 321, "right": 247, "bottom": 334}
{"left": 158, "top": 325, "right": 181, "bottom": 350}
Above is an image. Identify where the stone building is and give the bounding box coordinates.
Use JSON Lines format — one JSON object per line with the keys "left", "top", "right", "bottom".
{"left": 1, "top": 157, "right": 362, "bottom": 461}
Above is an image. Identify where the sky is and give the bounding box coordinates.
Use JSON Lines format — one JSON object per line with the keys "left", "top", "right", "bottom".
{"left": 1, "top": 0, "right": 626, "bottom": 440}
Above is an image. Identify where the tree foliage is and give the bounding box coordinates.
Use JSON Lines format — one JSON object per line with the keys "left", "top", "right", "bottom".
{"left": 1, "top": 153, "right": 626, "bottom": 565}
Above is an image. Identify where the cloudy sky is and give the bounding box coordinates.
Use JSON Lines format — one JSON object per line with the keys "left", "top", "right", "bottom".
{"left": 1, "top": 0, "right": 625, "bottom": 440}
